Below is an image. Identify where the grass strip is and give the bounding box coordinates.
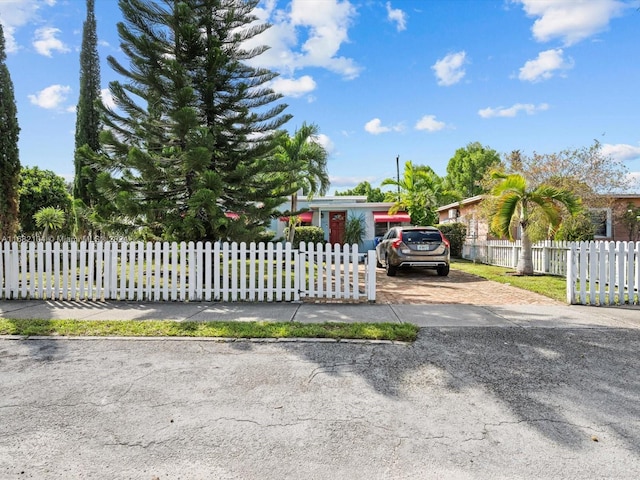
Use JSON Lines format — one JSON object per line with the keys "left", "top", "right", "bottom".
{"left": 451, "top": 259, "right": 566, "bottom": 302}
{"left": 0, "top": 318, "right": 419, "bottom": 342}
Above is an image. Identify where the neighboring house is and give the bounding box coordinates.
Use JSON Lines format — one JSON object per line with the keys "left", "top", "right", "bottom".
{"left": 437, "top": 195, "right": 491, "bottom": 241}
{"left": 270, "top": 196, "right": 411, "bottom": 249}
{"left": 437, "top": 194, "right": 640, "bottom": 242}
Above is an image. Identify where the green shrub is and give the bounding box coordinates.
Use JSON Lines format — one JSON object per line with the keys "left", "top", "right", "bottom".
{"left": 343, "top": 214, "right": 366, "bottom": 246}
{"left": 284, "top": 226, "right": 325, "bottom": 248}
{"left": 554, "top": 211, "right": 595, "bottom": 242}
{"left": 436, "top": 223, "right": 467, "bottom": 258}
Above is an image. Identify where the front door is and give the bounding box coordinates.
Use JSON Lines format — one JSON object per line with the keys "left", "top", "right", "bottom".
{"left": 329, "top": 211, "right": 346, "bottom": 245}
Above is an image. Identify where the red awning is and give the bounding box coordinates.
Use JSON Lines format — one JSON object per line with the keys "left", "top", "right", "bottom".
{"left": 373, "top": 211, "right": 411, "bottom": 223}
{"left": 280, "top": 211, "right": 313, "bottom": 223}
{"left": 225, "top": 212, "right": 239, "bottom": 220}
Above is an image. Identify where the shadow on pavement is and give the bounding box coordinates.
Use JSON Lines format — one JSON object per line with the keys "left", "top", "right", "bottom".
{"left": 279, "top": 326, "right": 640, "bottom": 454}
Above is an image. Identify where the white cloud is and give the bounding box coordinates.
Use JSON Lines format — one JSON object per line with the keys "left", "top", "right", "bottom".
{"left": 270, "top": 75, "right": 317, "bottom": 97}
{"left": 100, "top": 88, "right": 116, "bottom": 110}
{"left": 478, "top": 103, "right": 549, "bottom": 118}
{"left": 519, "top": 48, "right": 574, "bottom": 82}
{"left": 33, "top": 27, "right": 69, "bottom": 57}
{"left": 247, "top": 0, "right": 361, "bottom": 80}
{"left": 432, "top": 51, "right": 467, "bottom": 86}
{"left": 313, "top": 133, "right": 335, "bottom": 154}
{"left": 364, "top": 118, "right": 403, "bottom": 135}
{"left": 28, "top": 84, "right": 71, "bottom": 109}
{"left": 415, "top": 115, "right": 446, "bottom": 132}
{"left": 601, "top": 143, "right": 640, "bottom": 162}
{"left": 329, "top": 175, "right": 378, "bottom": 190}
{"left": 386, "top": 2, "right": 407, "bottom": 31}
{"left": 515, "top": 0, "right": 629, "bottom": 46}
{"left": 627, "top": 171, "right": 640, "bottom": 189}
{"left": 0, "top": 0, "right": 43, "bottom": 53}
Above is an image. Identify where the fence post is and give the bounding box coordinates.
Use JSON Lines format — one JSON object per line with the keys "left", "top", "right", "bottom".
{"left": 566, "top": 246, "right": 575, "bottom": 304}
{"left": 367, "top": 250, "right": 376, "bottom": 302}
{"left": 542, "top": 241, "right": 549, "bottom": 273}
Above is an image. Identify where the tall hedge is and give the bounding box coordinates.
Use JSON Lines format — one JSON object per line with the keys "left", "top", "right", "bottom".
{"left": 436, "top": 223, "right": 467, "bottom": 258}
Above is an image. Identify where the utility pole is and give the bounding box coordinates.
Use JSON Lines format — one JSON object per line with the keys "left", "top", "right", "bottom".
{"left": 396, "top": 155, "right": 400, "bottom": 196}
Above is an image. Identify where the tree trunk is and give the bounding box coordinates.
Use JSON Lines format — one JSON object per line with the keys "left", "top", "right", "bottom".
{"left": 517, "top": 228, "right": 534, "bottom": 275}
{"left": 286, "top": 193, "right": 298, "bottom": 244}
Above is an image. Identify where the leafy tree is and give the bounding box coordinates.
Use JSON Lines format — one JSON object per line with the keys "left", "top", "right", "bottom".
{"left": 335, "top": 181, "right": 385, "bottom": 202}
{"left": 381, "top": 161, "right": 444, "bottom": 226}
{"left": 0, "top": 23, "right": 21, "bottom": 239}
{"left": 490, "top": 171, "right": 580, "bottom": 275}
{"left": 503, "top": 140, "right": 632, "bottom": 206}
{"left": 89, "top": 0, "right": 293, "bottom": 242}
{"left": 445, "top": 142, "right": 500, "bottom": 199}
{"left": 273, "top": 122, "right": 329, "bottom": 243}
{"left": 18, "top": 167, "right": 72, "bottom": 236}
{"left": 73, "top": 0, "right": 101, "bottom": 208}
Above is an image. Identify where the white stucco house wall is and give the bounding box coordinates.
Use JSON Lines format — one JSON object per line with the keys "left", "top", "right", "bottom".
{"left": 270, "top": 195, "right": 411, "bottom": 250}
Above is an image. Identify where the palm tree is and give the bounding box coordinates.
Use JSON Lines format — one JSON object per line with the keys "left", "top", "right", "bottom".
{"left": 381, "top": 161, "right": 446, "bottom": 226}
{"left": 274, "top": 123, "right": 329, "bottom": 243}
{"left": 34, "top": 206, "right": 66, "bottom": 240}
{"left": 490, "top": 171, "right": 580, "bottom": 275}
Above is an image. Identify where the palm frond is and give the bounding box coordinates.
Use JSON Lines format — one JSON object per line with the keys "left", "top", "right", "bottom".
{"left": 491, "top": 192, "right": 520, "bottom": 239}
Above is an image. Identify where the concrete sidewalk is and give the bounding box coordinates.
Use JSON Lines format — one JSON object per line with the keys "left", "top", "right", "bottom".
{"left": 0, "top": 299, "right": 638, "bottom": 329}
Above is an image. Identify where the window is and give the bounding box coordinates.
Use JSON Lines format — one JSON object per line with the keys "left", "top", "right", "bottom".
{"left": 403, "top": 230, "right": 442, "bottom": 243}
{"left": 375, "top": 222, "right": 403, "bottom": 237}
{"left": 590, "top": 208, "right": 611, "bottom": 238}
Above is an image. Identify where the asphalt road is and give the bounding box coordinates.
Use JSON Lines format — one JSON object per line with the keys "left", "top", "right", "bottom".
{"left": 2, "top": 327, "right": 639, "bottom": 479}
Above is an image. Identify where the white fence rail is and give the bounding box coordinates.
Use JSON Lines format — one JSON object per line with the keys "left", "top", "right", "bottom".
{"left": 0, "top": 241, "right": 376, "bottom": 303}
{"left": 463, "top": 240, "right": 571, "bottom": 276}
{"left": 567, "top": 241, "right": 639, "bottom": 306}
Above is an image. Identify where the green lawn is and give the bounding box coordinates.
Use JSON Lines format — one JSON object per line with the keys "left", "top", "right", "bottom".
{"left": 0, "top": 318, "right": 419, "bottom": 342}
{"left": 451, "top": 258, "right": 566, "bottom": 302}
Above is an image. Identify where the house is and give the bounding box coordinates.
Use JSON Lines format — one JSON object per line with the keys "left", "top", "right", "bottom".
{"left": 270, "top": 196, "right": 411, "bottom": 249}
{"left": 437, "top": 194, "right": 640, "bottom": 242}
{"left": 437, "top": 195, "right": 489, "bottom": 241}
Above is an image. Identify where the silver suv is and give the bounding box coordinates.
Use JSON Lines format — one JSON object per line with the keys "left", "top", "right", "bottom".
{"left": 375, "top": 226, "right": 450, "bottom": 277}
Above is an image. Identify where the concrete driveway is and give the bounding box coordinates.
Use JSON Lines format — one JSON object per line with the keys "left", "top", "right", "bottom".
{"left": 2, "top": 326, "right": 639, "bottom": 479}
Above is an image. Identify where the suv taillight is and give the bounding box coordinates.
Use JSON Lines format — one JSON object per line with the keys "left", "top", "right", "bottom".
{"left": 440, "top": 232, "right": 450, "bottom": 248}
{"left": 392, "top": 231, "right": 403, "bottom": 249}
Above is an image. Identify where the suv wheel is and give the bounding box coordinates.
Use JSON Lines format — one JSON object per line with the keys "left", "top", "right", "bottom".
{"left": 386, "top": 261, "right": 397, "bottom": 277}
{"left": 437, "top": 265, "right": 450, "bottom": 277}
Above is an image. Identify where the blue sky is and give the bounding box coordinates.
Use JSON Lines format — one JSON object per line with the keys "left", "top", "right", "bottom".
{"left": 1, "top": 0, "right": 639, "bottom": 194}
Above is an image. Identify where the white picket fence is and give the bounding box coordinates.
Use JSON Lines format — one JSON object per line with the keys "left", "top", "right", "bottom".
{"left": 463, "top": 239, "right": 639, "bottom": 306}
{"left": 567, "top": 241, "right": 640, "bottom": 306}
{"left": 463, "top": 240, "right": 571, "bottom": 276}
{"left": 0, "top": 241, "right": 376, "bottom": 303}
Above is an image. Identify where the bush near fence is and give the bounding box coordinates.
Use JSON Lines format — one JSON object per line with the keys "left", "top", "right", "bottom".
{"left": 436, "top": 223, "right": 466, "bottom": 258}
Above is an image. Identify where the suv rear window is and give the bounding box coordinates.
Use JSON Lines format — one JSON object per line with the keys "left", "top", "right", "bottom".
{"left": 403, "top": 230, "right": 441, "bottom": 243}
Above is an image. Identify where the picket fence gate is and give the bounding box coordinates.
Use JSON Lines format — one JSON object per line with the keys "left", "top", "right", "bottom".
{"left": 0, "top": 241, "right": 377, "bottom": 303}
{"left": 567, "top": 241, "right": 640, "bottom": 306}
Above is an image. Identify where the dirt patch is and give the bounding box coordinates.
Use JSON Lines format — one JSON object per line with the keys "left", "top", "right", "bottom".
{"left": 375, "top": 267, "right": 563, "bottom": 305}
